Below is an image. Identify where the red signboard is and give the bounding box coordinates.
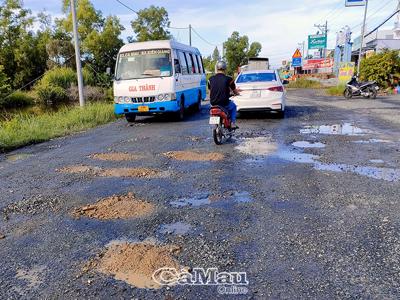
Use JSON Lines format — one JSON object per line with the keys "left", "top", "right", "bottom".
{"left": 302, "top": 58, "right": 333, "bottom": 70}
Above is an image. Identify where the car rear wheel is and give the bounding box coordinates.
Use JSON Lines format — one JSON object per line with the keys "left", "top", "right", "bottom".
{"left": 276, "top": 110, "right": 285, "bottom": 119}
{"left": 125, "top": 113, "right": 136, "bottom": 123}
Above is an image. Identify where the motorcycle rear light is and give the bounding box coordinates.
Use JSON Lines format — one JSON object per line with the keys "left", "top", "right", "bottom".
{"left": 267, "top": 86, "right": 284, "bottom": 92}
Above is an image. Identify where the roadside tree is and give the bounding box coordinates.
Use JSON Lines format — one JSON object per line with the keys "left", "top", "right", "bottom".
{"left": 131, "top": 6, "right": 171, "bottom": 42}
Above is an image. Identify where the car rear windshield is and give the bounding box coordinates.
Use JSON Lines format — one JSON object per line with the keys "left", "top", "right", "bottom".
{"left": 236, "top": 73, "right": 277, "bottom": 83}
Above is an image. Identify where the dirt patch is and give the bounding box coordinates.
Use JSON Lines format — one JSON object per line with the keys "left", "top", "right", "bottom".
{"left": 58, "top": 165, "right": 160, "bottom": 178}
{"left": 164, "top": 151, "right": 224, "bottom": 161}
{"left": 99, "top": 167, "right": 159, "bottom": 178}
{"left": 89, "top": 153, "right": 141, "bottom": 161}
{"left": 73, "top": 193, "right": 155, "bottom": 220}
{"left": 87, "top": 242, "right": 182, "bottom": 289}
{"left": 57, "top": 165, "right": 101, "bottom": 176}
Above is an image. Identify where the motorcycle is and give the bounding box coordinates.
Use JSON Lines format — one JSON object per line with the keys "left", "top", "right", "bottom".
{"left": 209, "top": 105, "right": 235, "bottom": 145}
{"left": 344, "top": 76, "right": 379, "bottom": 99}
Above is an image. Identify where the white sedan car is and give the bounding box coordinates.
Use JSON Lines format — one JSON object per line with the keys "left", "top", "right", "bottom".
{"left": 232, "top": 70, "right": 287, "bottom": 118}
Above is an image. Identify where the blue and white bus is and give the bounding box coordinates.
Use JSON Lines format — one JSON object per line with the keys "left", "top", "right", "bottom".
{"left": 113, "top": 40, "right": 207, "bottom": 122}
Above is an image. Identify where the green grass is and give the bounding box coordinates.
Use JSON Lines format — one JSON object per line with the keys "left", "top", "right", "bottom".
{"left": 287, "top": 78, "right": 323, "bottom": 89}
{"left": 326, "top": 84, "right": 346, "bottom": 96}
{"left": 0, "top": 102, "right": 116, "bottom": 152}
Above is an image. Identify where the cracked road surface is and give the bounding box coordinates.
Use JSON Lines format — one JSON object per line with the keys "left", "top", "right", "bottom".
{"left": 1, "top": 89, "right": 400, "bottom": 299}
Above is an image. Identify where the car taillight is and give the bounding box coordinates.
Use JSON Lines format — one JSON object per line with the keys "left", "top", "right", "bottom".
{"left": 267, "top": 86, "right": 284, "bottom": 92}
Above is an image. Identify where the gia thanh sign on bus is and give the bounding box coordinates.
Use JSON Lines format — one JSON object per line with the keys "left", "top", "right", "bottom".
{"left": 345, "top": 0, "right": 366, "bottom": 7}
{"left": 308, "top": 34, "right": 327, "bottom": 49}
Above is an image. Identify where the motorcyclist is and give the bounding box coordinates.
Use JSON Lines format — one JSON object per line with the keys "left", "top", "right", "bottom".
{"left": 208, "top": 61, "right": 241, "bottom": 129}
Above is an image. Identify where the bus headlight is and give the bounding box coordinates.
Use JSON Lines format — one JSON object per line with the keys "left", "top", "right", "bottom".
{"left": 118, "top": 96, "right": 123, "bottom": 103}
{"left": 124, "top": 96, "right": 131, "bottom": 103}
{"left": 157, "top": 94, "right": 165, "bottom": 101}
{"left": 114, "top": 96, "right": 119, "bottom": 103}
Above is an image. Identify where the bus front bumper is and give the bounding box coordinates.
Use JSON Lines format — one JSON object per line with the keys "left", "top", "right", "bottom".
{"left": 114, "top": 101, "right": 180, "bottom": 115}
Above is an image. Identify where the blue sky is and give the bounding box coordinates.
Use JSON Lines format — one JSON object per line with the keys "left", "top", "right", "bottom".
{"left": 24, "top": 0, "right": 398, "bottom": 67}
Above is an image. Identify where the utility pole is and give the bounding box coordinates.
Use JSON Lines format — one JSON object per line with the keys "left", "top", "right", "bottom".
{"left": 357, "top": 0, "right": 369, "bottom": 75}
{"left": 189, "top": 24, "right": 192, "bottom": 46}
{"left": 71, "top": 0, "right": 85, "bottom": 107}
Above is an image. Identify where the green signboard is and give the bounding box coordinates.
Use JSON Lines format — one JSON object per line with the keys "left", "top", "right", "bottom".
{"left": 308, "top": 34, "right": 327, "bottom": 49}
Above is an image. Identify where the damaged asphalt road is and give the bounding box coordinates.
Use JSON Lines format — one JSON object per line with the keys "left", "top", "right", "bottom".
{"left": 1, "top": 89, "right": 400, "bottom": 299}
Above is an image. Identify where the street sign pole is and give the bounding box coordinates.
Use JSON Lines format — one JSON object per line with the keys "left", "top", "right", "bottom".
{"left": 357, "top": 0, "right": 368, "bottom": 75}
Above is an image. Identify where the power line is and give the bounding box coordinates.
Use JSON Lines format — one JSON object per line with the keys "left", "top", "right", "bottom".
{"left": 191, "top": 27, "right": 219, "bottom": 47}
{"left": 115, "top": 0, "right": 138, "bottom": 14}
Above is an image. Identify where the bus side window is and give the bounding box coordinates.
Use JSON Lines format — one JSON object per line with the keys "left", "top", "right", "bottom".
{"left": 185, "top": 52, "right": 194, "bottom": 74}
{"left": 179, "top": 51, "right": 189, "bottom": 75}
{"left": 200, "top": 56, "right": 206, "bottom": 74}
{"left": 191, "top": 54, "right": 199, "bottom": 74}
{"left": 195, "top": 55, "right": 203, "bottom": 74}
{"left": 174, "top": 59, "right": 181, "bottom": 74}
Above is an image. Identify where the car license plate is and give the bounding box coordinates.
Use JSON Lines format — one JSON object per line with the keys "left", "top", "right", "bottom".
{"left": 251, "top": 90, "right": 261, "bottom": 98}
{"left": 209, "top": 116, "right": 220, "bottom": 125}
{"left": 138, "top": 105, "right": 149, "bottom": 112}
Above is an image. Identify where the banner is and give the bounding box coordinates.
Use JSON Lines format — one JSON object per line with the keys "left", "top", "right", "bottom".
{"left": 338, "top": 62, "right": 355, "bottom": 83}
{"left": 302, "top": 58, "right": 333, "bottom": 71}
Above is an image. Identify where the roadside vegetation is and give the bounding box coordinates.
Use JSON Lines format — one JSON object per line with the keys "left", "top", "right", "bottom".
{"left": 0, "top": 102, "right": 115, "bottom": 152}
{"left": 326, "top": 84, "right": 346, "bottom": 96}
{"left": 287, "top": 78, "right": 323, "bottom": 89}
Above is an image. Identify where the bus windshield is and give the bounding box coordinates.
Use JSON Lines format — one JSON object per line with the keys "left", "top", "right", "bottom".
{"left": 116, "top": 49, "right": 172, "bottom": 80}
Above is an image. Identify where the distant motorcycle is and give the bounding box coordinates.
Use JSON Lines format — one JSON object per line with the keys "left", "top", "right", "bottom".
{"left": 344, "top": 76, "right": 379, "bottom": 99}
{"left": 209, "top": 105, "right": 235, "bottom": 145}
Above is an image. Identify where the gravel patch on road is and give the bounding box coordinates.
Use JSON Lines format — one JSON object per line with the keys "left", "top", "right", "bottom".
{"left": 164, "top": 151, "right": 224, "bottom": 161}
{"left": 88, "top": 153, "right": 142, "bottom": 161}
{"left": 87, "top": 242, "right": 182, "bottom": 289}
{"left": 58, "top": 165, "right": 161, "bottom": 178}
{"left": 2, "top": 194, "right": 59, "bottom": 217}
{"left": 72, "top": 193, "right": 155, "bottom": 220}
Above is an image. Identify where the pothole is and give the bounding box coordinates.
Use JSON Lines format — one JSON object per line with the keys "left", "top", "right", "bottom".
{"left": 235, "top": 137, "right": 278, "bottom": 157}
{"left": 164, "top": 151, "right": 224, "bottom": 161}
{"left": 72, "top": 193, "right": 155, "bottom": 220}
{"left": 99, "top": 168, "right": 160, "bottom": 178}
{"left": 85, "top": 242, "right": 183, "bottom": 289}
{"left": 2, "top": 195, "right": 59, "bottom": 217}
{"left": 300, "top": 123, "right": 369, "bottom": 136}
{"left": 58, "top": 165, "right": 161, "bottom": 178}
{"left": 170, "top": 191, "right": 253, "bottom": 208}
{"left": 89, "top": 153, "right": 142, "bottom": 161}
{"left": 6, "top": 153, "right": 33, "bottom": 162}
{"left": 158, "top": 222, "right": 192, "bottom": 235}
{"left": 292, "top": 141, "right": 325, "bottom": 148}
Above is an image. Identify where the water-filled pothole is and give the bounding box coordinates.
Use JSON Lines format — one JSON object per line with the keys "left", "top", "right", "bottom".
{"left": 292, "top": 141, "right": 325, "bottom": 148}
{"left": 170, "top": 191, "right": 253, "bottom": 208}
{"left": 300, "top": 123, "right": 369, "bottom": 136}
{"left": 158, "top": 222, "right": 192, "bottom": 235}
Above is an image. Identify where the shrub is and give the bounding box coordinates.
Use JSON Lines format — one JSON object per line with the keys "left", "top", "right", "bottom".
{"left": 0, "top": 65, "right": 11, "bottom": 100}
{"left": 39, "top": 67, "right": 77, "bottom": 89}
{"left": 36, "top": 84, "right": 68, "bottom": 106}
{"left": 82, "top": 67, "right": 96, "bottom": 86}
{"left": 287, "top": 78, "right": 323, "bottom": 89}
{"left": 67, "top": 85, "right": 107, "bottom": 103}
{"left": 1, "top": 91, "right": 35, "bottom": 108}
{"left": 326, "top": 84, "right": 346, "bottom": 96}
{"left": 360, "top": 50, "right": 400, "bottom": 88}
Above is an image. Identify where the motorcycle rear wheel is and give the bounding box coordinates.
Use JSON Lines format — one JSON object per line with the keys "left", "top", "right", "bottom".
{"left": 213, "top": 124, "right": 223, "bottom": 145}
{"left": 344, "top": 88, "right": 352, "bottom": 99}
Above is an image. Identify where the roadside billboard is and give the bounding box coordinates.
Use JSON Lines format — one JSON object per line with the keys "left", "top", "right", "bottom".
{"left": 308, "top": 34, "right": 327, "bottom": 49}
{"left": 338, "top": 62, "right": 355, "bottom": 83}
